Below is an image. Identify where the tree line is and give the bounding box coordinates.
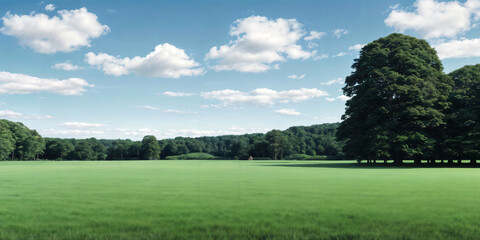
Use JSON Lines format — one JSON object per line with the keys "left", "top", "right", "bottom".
{"left": 337, "top": 33, "right": 480, "bottom": 164}
{"left": 0, "top": 120, "right": 343, "bottom": 160}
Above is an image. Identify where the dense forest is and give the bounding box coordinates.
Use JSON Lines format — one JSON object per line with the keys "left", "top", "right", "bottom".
{"left": 0, "top": 119, "right": 343, "bottom": 160}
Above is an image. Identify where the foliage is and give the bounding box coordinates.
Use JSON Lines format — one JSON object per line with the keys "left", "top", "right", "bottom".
{"left": 442, "top": 64, "right": 480, "bottom": 162}
{"left": 337, "top": 33, "right": 452, "bottom": 163}
{"left": 140, "top": 135, "right": 161, "bottom": 160}
{"left": 0, "top": 119, "right": 44, "bottom": 160}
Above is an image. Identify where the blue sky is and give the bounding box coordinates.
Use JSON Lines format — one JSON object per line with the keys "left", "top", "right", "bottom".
{"left": 0, "top": 0, "right": 479, "bottom": 139}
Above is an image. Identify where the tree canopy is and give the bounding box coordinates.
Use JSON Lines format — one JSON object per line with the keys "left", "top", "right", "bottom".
{"left": 337, "top": 33, "right": 452, "bottom": 164}
{"left": 442, "top": 64, "right": 480, "bottom": 163}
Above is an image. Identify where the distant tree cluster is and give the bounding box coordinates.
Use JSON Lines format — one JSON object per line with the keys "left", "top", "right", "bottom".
{"left": 337, "top": 33, "right": 480, "bottom": 164}
{"left": 0, "top": 120, "right": 343, "bottom": 160}
{"left": 0, "top": 120, "right": 44, "bottom": 160}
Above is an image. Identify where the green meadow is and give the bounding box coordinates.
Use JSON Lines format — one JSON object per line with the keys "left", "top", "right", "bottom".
{"left": 1, "top": 160, "right": 479, "bottom": 240}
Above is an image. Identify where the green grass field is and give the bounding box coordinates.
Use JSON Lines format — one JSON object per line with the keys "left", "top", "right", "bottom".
{"left": 1, "top": 160, "right": 479, "bottom": 240}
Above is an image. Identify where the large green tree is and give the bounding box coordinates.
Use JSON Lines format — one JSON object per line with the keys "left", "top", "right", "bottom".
{"left": 337, "top": 33, "right": 451, "bottom": 164}
{"left": 265, "top": 130, "right": 291, "bottom": 160}
{"left": 443, "top": 64, "right": 480, "bottom": 163}
{"left": 0, "top": 120, "right": 15, "bottom": 160}
{"left": 44, "top": 138, "right": 74, "bottom": 160}
{"left": 141, "top": 135, "right": 161, "bottom": 160}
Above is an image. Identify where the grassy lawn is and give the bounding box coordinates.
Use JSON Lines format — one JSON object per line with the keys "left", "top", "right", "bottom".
{"left": 0, "top": 160, "right": 479, "bottom": 239}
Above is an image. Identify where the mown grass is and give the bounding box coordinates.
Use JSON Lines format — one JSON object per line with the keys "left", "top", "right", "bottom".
{"left": 0, "top": 160, "right": 479, "bottom": 239}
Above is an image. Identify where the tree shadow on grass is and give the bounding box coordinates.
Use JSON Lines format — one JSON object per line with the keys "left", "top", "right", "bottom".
{"left": 260, "top": 162, "right": 480, "bottom": 169}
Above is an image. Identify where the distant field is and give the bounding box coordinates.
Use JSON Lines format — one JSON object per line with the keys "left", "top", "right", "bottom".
{"left": 1, "top": 160, "right": 479, "bottom": 240}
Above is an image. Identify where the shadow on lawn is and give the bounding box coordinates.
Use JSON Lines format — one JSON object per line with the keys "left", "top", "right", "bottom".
{"left": 261, "top": 162, "right": 480, "bottom": 169}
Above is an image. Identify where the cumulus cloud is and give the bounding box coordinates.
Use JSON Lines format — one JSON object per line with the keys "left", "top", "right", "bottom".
{"left": 0, "top": 110, "right": 53, "bottom": 119}
{"left": 348, "top": 44, "right": 365, "bottom": 51}
{"left": 205, "top": 16, "right": 316, "bottom": 73}
{"left": 163, "top": 91, "right": 195, "bottom": 97}
{"left": 287, "top": 74, "right": 305, "bottom": 79}
{"left": 1, "top": 7, "right": 109, "bottom": 53}
{"left": 85, "top": 43, "right": 204, "bottom": 78}
{"left": 321, "top": 77, "right": 344, "bottom": 85}
{"left": 434, "top": 38, "right": 480, "bottom": 59}
{"left": 162, "top": 109, "right": 197, "bottom": 114}
{"left": 115, "top": 126, "right": 270, "bottom": 139}
{"left": 333, "top": 29, "right": 349, "bottom": 38}
{"left": 385, "top": 0, "right": 480, "bottom": 39}
{"left": 314, "top": 54, "right": 329, "bottom": 60}
{"left": 0, "top": 71, "right": 93, "bottom": 95}
{"left": 52, "top": 62, "right": 81, "bottom": 71}
{"left": 60, "top": 122, "right": 104, "bottom": 128}
{"left": 304, "top": 31, "right": 326, "bottom": 41}
{"left": 200, "top": 88, "right": 328, "bottom": 106}
{"left": 336, "top": 95, "right": 351, "bottom": 101}
{"left": 274, "top": 108, "right": 301, "bottom": 116}
{"left": 334, "top": 52, "right": 347, "bottom": 57}
{"left": 45, "top": 4, "right": 55, "bottom": 11}
{"left": 136, "top": 105, "right": 159, "bottom": 111}
{"left": 41, "top": 129, "right": 104, "bottom": 137}
{"left": 307, "top": 42, "right": 319, "bottom": 49}
{"left": 326, "top": 95, "right": 351, "bottom": 102}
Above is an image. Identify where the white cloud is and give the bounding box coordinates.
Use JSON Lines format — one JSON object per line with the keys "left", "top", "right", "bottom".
{"left": 385, "top": 0, "right": 478, "bottom": 39}
{"left": 336, "top": 95, "right": 350, "bottom": 101}
{"left": 307, "top": 42, "right": 319, "bottom": 49}
{"left": 85, "top": 43, "right": 204, "bottom": 78}
{"left": 348, "top": 44, "right": 365, "bottom": 51}
{"left": 0, "top": 110, "right": 53, "bottom": 119}
{"left": 287, "top": 74, "right": 305, "bottom": 79}
{"left": 304, "top": 31, "right": 326, "bottom": 41}
{"left": 60, "top": 122, "right": 104, "bottom": 128}
{"left": 200, "top": 88, "right": 328, "bottom": 106}
{"left": 434, "top": 38, "right": 480, "bottom": 59}
{"left": 52, "top": 62, "right": 81, "bottom": 71}
{"left": 335, "top": 52, "right": 347, "bottom": 57}
{"left": 1, "top": 7, "right": 109, "bottom": 53}
{"left": 333, "top": 29, "right": 349, "bottom": 38}
{"left": 45, "top": 4, "right": 55, "bottom": 11}
{"left": 325, "top": 95, "right": 350, "bottom": 102}
{"left": 205, "top": 16, "right": 316, "bottom": 73}
{"left": 136, "top": 105, "right": 159, "bottom": 111}
{"left": 41, "top": 129, "right": 104, "bottom": 137}
{"left": 117, "top": 126, "right": 270, "bottom": 139}
{"left": 162, "top": 109, "right": 197, "bottom": 114}
{"left": 321, "top": 77, "right": 344, "bottom": 85}
{"left": 314, "top": 54, "right": 328, "bottom": 60}
{"left": 0, "top": 71, "right": 93, "bottom": 95}
{"left": 163, "top": 91, "right": 195, "bottom": 97}
{"left": 274, "top": 108, "right": 301, "bottom": 116}
{"left": 42, "top": 125, "right": 272, "bottom": 140}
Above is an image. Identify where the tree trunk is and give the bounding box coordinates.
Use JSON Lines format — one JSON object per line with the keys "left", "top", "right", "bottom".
{"left": 470, "top": 159, "right": 476, "bottom": 164}
{"left": 357, "top": 159, "right": 362, "bottom": 164}
{"left": 393, "top": 158, "right": 403, "bottom": 165}
{"left": 458, "top": 160, "right": 462, "bottom": 164}
{"left": 448, "top": 159, "right": 453, "bottom": 164}
{"left": 414, "top": 159, "right": 421, "bottom": 165}
{"left": 384, "top": 160, "right": 388, "bottom": 164}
